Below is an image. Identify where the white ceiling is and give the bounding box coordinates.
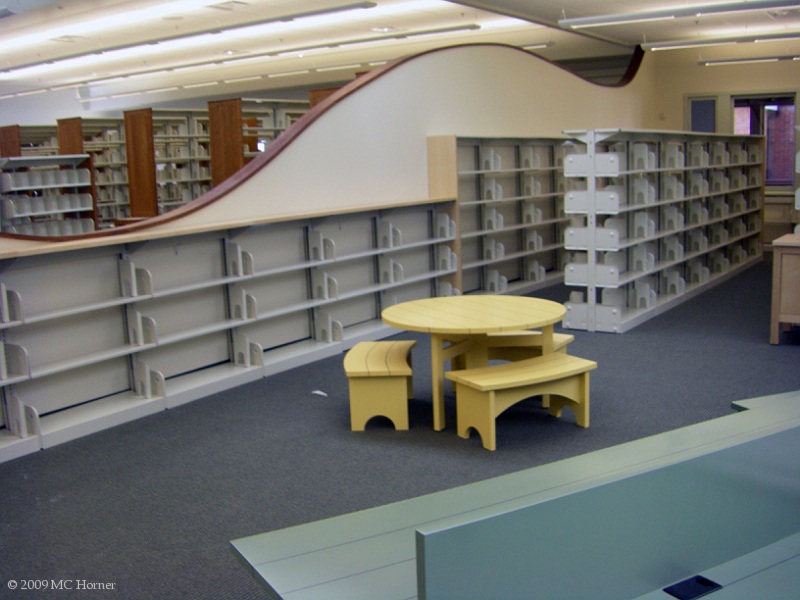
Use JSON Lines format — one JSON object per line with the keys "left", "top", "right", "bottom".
{"left": 1, "top": 0, "right": 799, "bottom": 110}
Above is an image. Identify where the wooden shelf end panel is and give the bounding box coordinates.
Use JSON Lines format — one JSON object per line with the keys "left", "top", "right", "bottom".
{"left": 124, "top": 109, "right": 158, "bottom": 218}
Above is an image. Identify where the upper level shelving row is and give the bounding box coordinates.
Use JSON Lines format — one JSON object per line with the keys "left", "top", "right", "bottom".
{"left": 1, "top": 101, "right": 311, "bottom": 232}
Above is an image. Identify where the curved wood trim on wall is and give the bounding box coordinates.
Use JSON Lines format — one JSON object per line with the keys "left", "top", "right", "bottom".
{"left": 1, "top": 43, "right": 645, "bottom": 243}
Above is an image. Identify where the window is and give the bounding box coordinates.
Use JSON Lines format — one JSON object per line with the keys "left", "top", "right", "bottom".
{"left": 690, "top": 98, "right": 717, "bottom": 133}
{"left": 734, "top": 95, "right": 796, "bottom": 187}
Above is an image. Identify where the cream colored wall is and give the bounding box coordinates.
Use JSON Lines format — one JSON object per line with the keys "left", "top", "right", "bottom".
{"left": 150, "top": 44, "right": 660, "bottom": 232}
{"left": 0, "top": 43, "right": 661, "bottom": 256}
{"left": 650, "top": 47, "right": 800, "bottom": 132}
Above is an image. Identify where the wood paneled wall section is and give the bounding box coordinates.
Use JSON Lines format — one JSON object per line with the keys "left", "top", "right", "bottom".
{"left": 208, "top": 98, "right": 245, "bottom": 187}
{"left": 124, "top": 109, "right": 158, "bottom": 217}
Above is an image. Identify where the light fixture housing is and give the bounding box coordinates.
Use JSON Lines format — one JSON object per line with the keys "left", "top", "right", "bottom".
{"left": 643, "top": 30, "right": 800, "bottom": 51}
{"left": 1, "top": 2, "right": 378, "bottom": 74}
{"left": 699, "top": 53, "right": 800, "bottom": 65}
{"left": 559, "top": 0, "right": 800, "bottom": 30}
{"left": 522, "top": 41, "right": 554, "bottom": 50}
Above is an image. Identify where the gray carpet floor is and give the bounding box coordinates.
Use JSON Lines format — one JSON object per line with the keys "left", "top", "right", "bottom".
{"left": 0, "top": 258, "right": 798, "bottom": 599}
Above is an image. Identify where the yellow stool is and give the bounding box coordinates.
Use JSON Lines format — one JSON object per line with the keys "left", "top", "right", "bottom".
{"left": 344, "top": 340, "right": 416, "bottom": 431}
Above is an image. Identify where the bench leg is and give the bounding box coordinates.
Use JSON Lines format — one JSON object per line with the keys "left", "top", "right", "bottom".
{"left": 547, "top": 373, "right": 590, "bottom": 428}
{"left": 455, "top": 384, "right": 497, "bottom": 451}
{"left": 349, "top": 376, "right": 411, "bottom": 431}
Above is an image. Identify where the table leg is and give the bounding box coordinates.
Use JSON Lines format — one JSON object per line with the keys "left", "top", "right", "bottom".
{"left": 540, "top": 324, "right": 555, "bottom": 354}
{"left": 539, "top": 324, "right": 556, "bottom": 408}
{"left": 771, "top": 248, "right": 781, "bottom": 344}
{"left": 431, "top": 334, "right": 446, "bottom": 431}
{"left": 430, "top": 334, "right": 473, "bottom": 431}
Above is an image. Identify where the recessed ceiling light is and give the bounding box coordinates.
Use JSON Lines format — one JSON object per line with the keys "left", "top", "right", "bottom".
{"left": 268, "top": 69, "right": 310, "bottom": 78}
{"left": 50, "top": 35, "right": 85, "bottom": 43}
{"left": 371, "top": 26, "right": 395, "bottom": 33}
{"left": 208, "top": 1, "right": 250, "bottom": 11}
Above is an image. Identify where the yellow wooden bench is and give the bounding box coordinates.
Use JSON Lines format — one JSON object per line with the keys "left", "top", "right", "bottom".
{"left": 448, "top": 331, "right": 575, "bottom": 409}
{"left": 486, "top": 330, "right": 575, "bottom": 361}
{"left": 446, "top": 331, "right": 574, "bottom": 367}
{"left": 445, "top": 352, "right": 597, "bottom": 450}
{"left": 344, "top": 340, "right": 416, "bottom": 431}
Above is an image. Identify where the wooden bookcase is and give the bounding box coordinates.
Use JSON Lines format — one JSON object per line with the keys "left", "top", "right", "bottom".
{"left": 124, "top": 108, "right": 212, "bottom": 217}
{"left": 241, "top": 99, "right": 307, "bottom": 155}
{"left": 152, "top": 109, "right": 211, "bottom": 213}
{"left": 428, "top": 135, "right": 573, "bottom": 295}
{"left": 0, "top": 198, "right": 456, "bottom": 461}
{"left": 208, "top": 98, "right": 309, "bottom": 187}
{"left": 1, "top": 125, "right": 59, "bottom": 157}
{"left": 561, "top": 129, "right": 765, "bottom": 332}
{"left": 58, "top": 117, "right": 129, "bottom": 227}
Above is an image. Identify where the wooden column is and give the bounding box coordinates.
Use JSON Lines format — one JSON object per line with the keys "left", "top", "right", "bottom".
{"left": 124, "top": 109, "right": 158, "bottom": 217}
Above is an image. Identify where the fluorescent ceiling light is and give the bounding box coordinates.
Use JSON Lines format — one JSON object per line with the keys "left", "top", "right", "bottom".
{"left": 4, "top": 0, "right": 221, "bottom": 49}
{"left": 755, "top": 34, "right": 800, "bottom": 42}
{"left": 223, "top": 76, "right": 263, "bottom": 84}
{"left": 523, "top": 42, "right": 554, "bottom": 50}
{"left": 49, "top": 83, "right": 81, "bottom": 91}
{"left": 15, "top": 89, "right": 47, "bottom": 97}
{"left": 644, "top": 30, "right": 800, "bottom": 50}
{"left": 699, "top": 54, "right": 799, "bottom": 65}
{"left": 6, "top": 19, "right": 465, "bottom": 98}
{"left": 1, "top": 2, "right": 378, "bottom": 74}
{"left": 267, "top": 70, "right": 311, "bottom": 78}
{"left": 316, "top": 64, "right": 362, "bottom": 72}
{"left": 0, "top": 1, "right": 487, "bottom": 96}
{"left": 0, "top": 0, "right": 498, "bottom": 101}
{"left": 648, "top": 40, "right": 739, "bottom": 51}
{"left": 573, "top": 15, "right": 677, "bottom": 29}
{"left": 560, "top": 1, "right": 800, "bottom": 30}
{"left": 41, "top": 23, "right": 480, "bottom": 86}
{"left": 184, "top": 81, "right": 220, "bottom": 88}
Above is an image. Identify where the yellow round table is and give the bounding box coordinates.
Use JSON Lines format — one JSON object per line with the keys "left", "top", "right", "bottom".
{"left": 382, "top": 295, "right": 566, "bottom": 430}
